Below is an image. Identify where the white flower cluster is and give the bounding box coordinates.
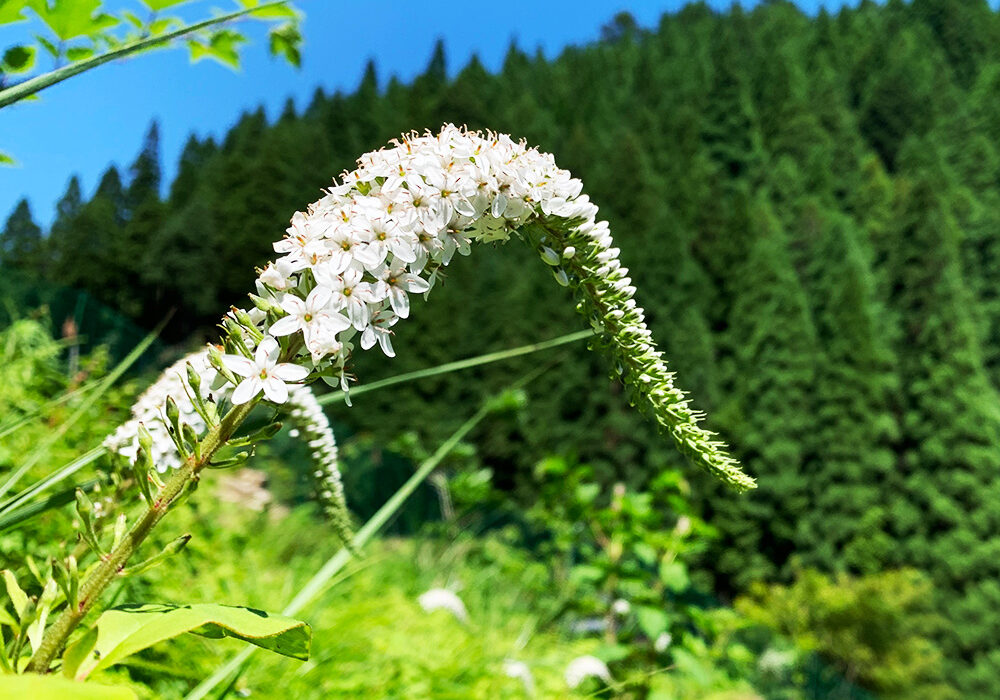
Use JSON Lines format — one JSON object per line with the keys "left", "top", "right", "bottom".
{"left": 285, "top": 383, "right": 352, "bottom": 544}
{"left": 565, "top": 655, "right": 612, "bottom": 689}
{"left": 104, "top": 351, "right": 222, "bottom": 473}
{"left": 241, "top": 124, "right": 753, "bottom": 491}
{"left": 253, "top": 123, "right": 590, "bottom": 379}
{"left": 417, "top": 587, "right": 468, "bottom": 623}
{"left": 105, "top": 351, "right": 350, "bottom": 536}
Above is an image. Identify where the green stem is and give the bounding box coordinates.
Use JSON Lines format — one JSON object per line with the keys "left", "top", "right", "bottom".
{"left": 318, "top": 329, "right": 592, "bottom": 406}
{"left": 0, "top": 1, "right": 291, "bottom": 109}
{"left": 25, "top": 399, "right": 258, "bottom": 674}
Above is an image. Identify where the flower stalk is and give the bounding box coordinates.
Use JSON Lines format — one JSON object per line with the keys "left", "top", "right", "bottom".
{"left": 25, "top": 398, "right": 259, "bottom": 673}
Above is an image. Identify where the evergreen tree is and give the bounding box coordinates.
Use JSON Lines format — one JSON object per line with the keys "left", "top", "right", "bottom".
{"left": 0, "top": 199, "right": 43, "bottom": 272}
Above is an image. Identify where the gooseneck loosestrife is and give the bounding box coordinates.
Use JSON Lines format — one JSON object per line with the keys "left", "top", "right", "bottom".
{"left": 27, "top": 124, "right": 752, "bottom": 673}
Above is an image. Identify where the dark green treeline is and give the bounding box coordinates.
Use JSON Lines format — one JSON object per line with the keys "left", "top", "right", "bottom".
{"left": 6, "top": 0, "right": 1000, "bottom": 694}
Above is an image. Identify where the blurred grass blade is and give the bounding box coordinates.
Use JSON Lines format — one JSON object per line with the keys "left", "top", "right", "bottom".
{"left": 0, "top": 1, "right": 291, "bottom": 109}
{"left": 0, "top": 319, "right": 165, "bottom": 501}
{"left": 186, "top": 364, "right": 555, "bottom": 700}
{"left": 318, "top": 329, "right": 592, "bottom": 406}
{"left": 0, "top": 382, "right": 95, "bottom": 440}
{"left": 0, "top": 479, "right": 99, "bottom": 532}
{"left": 0, "top": 446, "right": 105, "bottom": 517}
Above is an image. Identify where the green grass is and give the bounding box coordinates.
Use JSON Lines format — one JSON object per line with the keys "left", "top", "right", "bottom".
{"left": 107, "top": 486, "right": 596, "bottom": 699}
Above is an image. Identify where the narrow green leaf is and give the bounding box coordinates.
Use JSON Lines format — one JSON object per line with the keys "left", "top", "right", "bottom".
{"left": 72, "top": 603, "right": 311, "bottom": 679}
{"left": 3, "top": 570, "right": 28, "bottom": 619}
{"left": 0, "top": 446, "right": 104, "bottom": 517}
{"left": 0, "top": 478, "right": 99, "bottom": 532}
{"left": 0, "top": 316, "right": 165, "bottom": 501}
{"left": 35, "top": 33, "right": 58, "bottom": 57}
{"left": 2, "top": 45, "right": 36, "bottom": 73}
{"left": 0, "top": 674, "right": 136, "bottom": 700}
{"left": 0, "top": 150, "right": 16, "bottom": 166}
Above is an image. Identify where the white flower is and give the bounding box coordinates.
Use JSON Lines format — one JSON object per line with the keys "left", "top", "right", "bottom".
{"left": 314, "top": 265, "right": 378, "bottom": 330}
{"left": 360, "top": 308, "right": 398, "bottom": 357}
{"left": 269, "top": 286, "right": 350, "bottom": 344}
{"left": 565, "top": 655, "right": 611, "bottom": 689}
{"left": 654, "top": 632, "right": 672, "bottom": 653}
{"left": 374, "top": 260, "right": 430, "bottom": 319}
{"left": 418, "top": 588, "right": 468, "bottom": 623}
{"left": 503, "top": 659, "right": 535, "bottom": 696}
{"left": 222, "top": 337, "right": 310, "bottom": 404}
{"left": 611, "top": 598, "right": 630, "bottom": 616}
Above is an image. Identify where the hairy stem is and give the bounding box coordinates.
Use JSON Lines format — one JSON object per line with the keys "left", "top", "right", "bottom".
{"left": 25, "top": 399, "right": 258, "bottom": 673}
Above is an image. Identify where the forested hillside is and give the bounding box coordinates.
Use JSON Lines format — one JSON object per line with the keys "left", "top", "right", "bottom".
{"left": 5, "top": 0, "right": 1000, "bottom": 694}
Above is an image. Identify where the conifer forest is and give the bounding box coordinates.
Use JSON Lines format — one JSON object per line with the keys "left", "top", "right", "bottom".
{"left": 4, "top": 1, "right": 1000, "bottom": 697}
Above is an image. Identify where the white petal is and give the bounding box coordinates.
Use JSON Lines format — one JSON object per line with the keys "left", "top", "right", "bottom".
{"left": 491, "top": 193, "right": 507, "bottom": 218}
{"left": 262, "top": 376, "right": 289, "bottom": 404}
{"left": 280, "top": 295, "right": 306, "bottom": 315}
{"left": 404, "top": 274, "right": 430, "bottom": 293}
{"left": 307, "top": 285, "right": 332, "bottom": 311}
{"left": 272, "top": 363, "right": 310, "bottom": 381}
{"left": 257, "top": 336, "right": 280, "bottom": 365}
{"left": 390, "top": 288, "right": 410, "bottom": 318}
{"left": 232, "top": 377, "right": 262, "bottom": 405}
{"left": 221, "top": 354, "right": 255, "bottom": 378}
{"left": 379, "top": 333, "right": 395, "bottom": 358}
{"left": 269, "top": 315, "right": 301, "bottom": 337}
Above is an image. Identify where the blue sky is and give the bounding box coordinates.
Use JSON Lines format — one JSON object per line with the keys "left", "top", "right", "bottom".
{"left": 0, "top": 0, "right": 845, "bottom": 226}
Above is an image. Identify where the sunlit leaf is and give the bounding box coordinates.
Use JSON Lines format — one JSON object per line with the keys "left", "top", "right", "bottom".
{"left": 35, "top": 33, "right": 58, "bottom": 57}
{"left": 269, "top": 22, "right": 300, "bottom": 68}
{"left": 27, "top": 0, "right": 119, "bottom": 41}
{"left": 187, "top": 29, "right": 246, "bottom": 69}
{"left": 141, "top": 0, "right": 197, "bottom": 10}
{"left": 65, "top": 45, "right": 94, "bottom": 61}
{"left": 0, "top": 674, "right": 136, "bottom": 699}
{"left": 1, "top": 151, "right": 19, "bottom": 166}
{"left": 2, "top": 570, "right": 28, "bottom": 620}
{"left": 0, "top": 0, "right": 29, "bottom": 25}
{"left": 658, "top": 559, "right": 690, "bottom": 592}
{"left": 2, "top": 45, "right": 36, "bottom": 73}
{"left": 635, "top": 605, "right": 670, "bottom": 639}
{"left": 67, "top": 603, "right": 311, "bottom": 679}
{"left": 239, "top": 0, "right": 296, "bottom": 19}
{"left": 149, "top": 16, "right": 181, "bottom": 35}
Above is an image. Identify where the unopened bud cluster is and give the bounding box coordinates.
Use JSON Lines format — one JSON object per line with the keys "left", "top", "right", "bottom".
{"left": 286, "top": 384, "right": 352, "bottom": 544}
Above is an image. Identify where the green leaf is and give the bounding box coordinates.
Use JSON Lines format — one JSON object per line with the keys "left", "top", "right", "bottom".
{"left": 240, "top": 0, "right": 296, "bottom": 20}
{"left": 149, "top": 16, "right": 181, "bottom": 35}
{"left": 69, "top": 603, "right": 311, "bottom": 679}
{"left": 28, "top": 0, "right": 119, "bottom": 41}
{"left": 0, "top": 151, "right": 16, "bottom": 166}
{"left": 3, "top": 570, "right": 28, "bottom": 619}
{"left": 35, "top": 33, "right": 58, "bottom": 57}
{"left": 268, "top": 23, "right": 300, "bottom": 68}
{"left": 635, "top": 605, "right": 670, "bottom": 639}
{"left": 658, "top": 559, "right": 689, "bottom": 592}
{"left": 65, "top": 45, "right": 94, "bottom": 61}
{"left": 0, "top": 0, "right": 29, "bottom": 25}
{"left": 0, "top": 674, "right": 136, "bottom": 699}
{"left": 141, "top": 0, "right": 197, "bottom": 10}
{"left": 2, "top": 45, "right": 36, "bottom": 73}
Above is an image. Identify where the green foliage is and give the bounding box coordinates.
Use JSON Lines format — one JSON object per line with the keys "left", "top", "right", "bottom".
{"left": 64, "top": 603, "right": 310, "bottom": 680}
{"left": 736, "top": 569, "right": 953, "bottom": 700}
